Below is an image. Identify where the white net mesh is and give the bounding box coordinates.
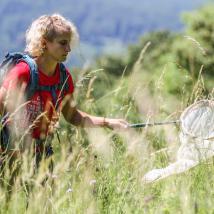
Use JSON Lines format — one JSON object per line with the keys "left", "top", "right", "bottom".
{"left": 180, "top": 100, "right": 214, "bottom": 140}
{"left": 143, "top": 99, "right": 214, "bottom": 183}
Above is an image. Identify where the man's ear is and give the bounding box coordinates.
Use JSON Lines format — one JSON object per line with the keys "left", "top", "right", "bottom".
{"left": 41, "top": 38, "right": 47, "bottom": 50}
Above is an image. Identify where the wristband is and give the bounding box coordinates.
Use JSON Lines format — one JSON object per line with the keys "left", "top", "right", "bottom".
{"left": 103, "top": 117, "right": 108, "bottom": 127}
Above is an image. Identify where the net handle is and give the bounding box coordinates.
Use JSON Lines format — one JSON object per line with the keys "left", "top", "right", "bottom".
{"left": 129, "top": 120, "right": 180, "bottom": 128}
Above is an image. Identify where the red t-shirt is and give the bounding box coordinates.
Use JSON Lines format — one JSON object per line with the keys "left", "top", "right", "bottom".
{"left": 2, "top": 61, "right": 74, "bottom": 140}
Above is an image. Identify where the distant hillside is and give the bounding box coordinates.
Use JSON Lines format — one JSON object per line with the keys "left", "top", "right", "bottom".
{"left": 0, "top": 0, "right": 206, "bottom": 64}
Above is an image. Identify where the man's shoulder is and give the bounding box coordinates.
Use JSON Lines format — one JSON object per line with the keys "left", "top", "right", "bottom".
{"left": 13, "top": 61, "right": 31, "bottom": 77}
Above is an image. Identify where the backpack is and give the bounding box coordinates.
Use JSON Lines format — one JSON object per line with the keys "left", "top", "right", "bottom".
{"left": 0, "top": 52, "right": 69, "bottom": 153}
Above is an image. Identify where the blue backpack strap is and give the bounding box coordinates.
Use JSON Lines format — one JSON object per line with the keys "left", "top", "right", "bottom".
{"left": 19, "top": 54, "right": 39, "bottom": 99}
{"left": 36, "top": 63, "right": 69, "bottom": 109}
{"left": 56, "top": 63, "right": 69, "bottom": 108}
{"left": 59, "top": 63, "right": 69, "bottom": 91}
{"left": 58, "top": 63, "right": 69, "bottom": 96}
{"left": 0, "top": 52, "right": 27, "bottom": 85}
{"left": 0, "top": 52, "right": 39, "bottom": 101}
{"left": 1, "top": 52, "right": 24, "bottom": 63}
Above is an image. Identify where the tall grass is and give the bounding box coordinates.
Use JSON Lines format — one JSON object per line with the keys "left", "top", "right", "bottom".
{"left": 0, "top": 52, "right": 214, "bottom": 214}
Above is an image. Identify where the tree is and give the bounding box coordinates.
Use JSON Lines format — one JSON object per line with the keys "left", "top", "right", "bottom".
{"left": 173, "top": 4, "right": 214, "bottom": 77}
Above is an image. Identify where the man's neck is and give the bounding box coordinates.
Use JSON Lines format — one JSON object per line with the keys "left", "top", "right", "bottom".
{"left": 35, "top": 55, "right": 58, "bottom": 76}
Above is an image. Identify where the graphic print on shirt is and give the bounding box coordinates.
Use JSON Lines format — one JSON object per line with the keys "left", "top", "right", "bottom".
{"left": 18, "top": 94, "right": 44, "bottom": 131}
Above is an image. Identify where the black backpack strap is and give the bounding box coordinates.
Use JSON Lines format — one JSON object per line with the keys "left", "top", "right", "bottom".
{"left": 0, "top": 114, "right": 10, "bottom": 152}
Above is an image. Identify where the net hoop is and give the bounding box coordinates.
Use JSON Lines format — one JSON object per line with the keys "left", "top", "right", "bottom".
{"left": 180, "top": 100, "right": 214, "bottom": 140}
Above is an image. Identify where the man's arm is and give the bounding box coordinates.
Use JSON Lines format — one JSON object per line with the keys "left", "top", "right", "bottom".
{"left": 61, "top": 94, "right": 128, "bottom": 129}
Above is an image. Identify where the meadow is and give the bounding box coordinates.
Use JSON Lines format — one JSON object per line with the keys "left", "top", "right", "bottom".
{"left": 1, "top": 4, "right": 214, "bottom": 214}
{"left": 0, "top": 48, "right": 213, "bottom": 214}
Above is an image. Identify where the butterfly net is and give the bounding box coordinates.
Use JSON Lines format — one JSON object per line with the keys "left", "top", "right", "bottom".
{"left": 180, "top": 100, "right": 214, "bottom": 140}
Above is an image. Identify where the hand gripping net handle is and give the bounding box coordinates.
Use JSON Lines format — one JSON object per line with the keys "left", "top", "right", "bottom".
{"left": 180, "top": 100, "right": 214, "bottom": 140}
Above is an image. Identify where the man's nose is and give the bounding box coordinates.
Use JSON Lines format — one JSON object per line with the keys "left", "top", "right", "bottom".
{"left": 66, "top": 44, "right": 71, "bottom": 52}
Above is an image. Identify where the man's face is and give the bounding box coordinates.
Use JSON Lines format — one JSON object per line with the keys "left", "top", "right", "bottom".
{"left": 45, "top": 31, "right": 71, "bottom": 62}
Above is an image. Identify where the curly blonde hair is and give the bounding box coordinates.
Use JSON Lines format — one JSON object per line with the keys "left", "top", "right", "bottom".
{"left": 25, "top": 14, "right": 79, "bottom": 57}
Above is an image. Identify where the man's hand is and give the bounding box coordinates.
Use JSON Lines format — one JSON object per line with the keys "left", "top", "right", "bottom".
{"left": 104, "top": 118, "right": 129, "bottom": 130}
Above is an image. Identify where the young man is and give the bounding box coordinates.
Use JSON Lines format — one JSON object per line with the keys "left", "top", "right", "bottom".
{"left": 0, "top": 14, "right": 128, "bottom": 161}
